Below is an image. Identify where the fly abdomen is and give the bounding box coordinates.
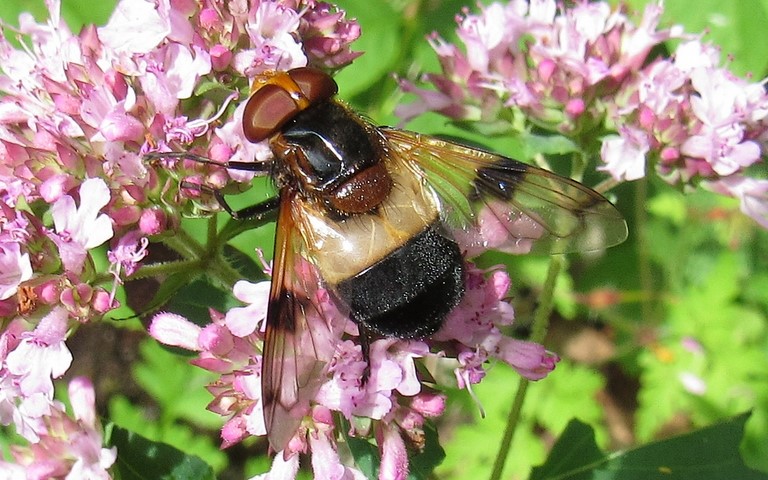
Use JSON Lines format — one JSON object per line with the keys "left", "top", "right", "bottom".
{"left": 334, "top": 222, "right": 464, "bottom": 338}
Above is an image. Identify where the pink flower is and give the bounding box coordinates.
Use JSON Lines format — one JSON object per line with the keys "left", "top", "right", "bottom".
{"left": 150, "top": 312, "right": 202, "bottom": 351}
{"left": 5, "top": 307, "right": 72, "bottom": 398}
{"left": 600, "top": 126, "right": 651, "bottom": 181}
{"left": 0, "top": 377, "right": 116, "bottom": 478}
{"left": 225, "top": 280, "right": 271, "bottom": 336}
{"left": 0, "top": 242, "right": 33, "bottom": 301}
{"left": 150, "top": 256, "right": 546, "bottom": 476}
{"left": 151, "top": 304, "right": 268, "bottom": 447}
{"left": 234, "top": 2, "right": 306, "bottom": 75}
{"left": 378, "top": 422, "right": 409, "bottom": 480}
{"left": 98, "top": 0, "right": 191, "bottom": 54}
{"left": 138, "top": 43, "right": 212, "bottom": 116}
{"left": 494, "top": 337, "right": 560, "bottom": 380}
{"left": 49, "top": 178, "right": 114, "bottom": 274}
{"left": 309, "top": 414, "right": 366, "bottom": 480}
{"left": 252, "top": 451, "right": 300, "bottom": 480}
{"left": 398, "top": 0, "right": 679, "bottom": 134}
{"left": 705, "top": 176, "right": 768, "bottom": 229}
{"left": 300, "top": 3, "right": 362, "bottom": 68}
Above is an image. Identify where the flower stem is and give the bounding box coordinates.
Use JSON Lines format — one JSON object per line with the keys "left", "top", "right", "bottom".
{"left": 531, "top": 256, "right": 563, "bottom": 344}
{"left": 126, "top": 257, "right": 205, "bottom": 280}
{"left": 163, "top": 226, "right": 208, "bottom": 259}
{"left": 489, "top": 255, "right": 564, "bottom": 480}
{"left": 635, "top": 178, "right": 653, "bottom": 324}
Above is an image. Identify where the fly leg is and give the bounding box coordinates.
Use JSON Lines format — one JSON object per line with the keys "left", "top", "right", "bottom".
{"left": 144, "top": 151, "right": 273, "bottom": 174}
{"left": 145, "top": 151, "right": 278, "bottom": 219}
{"left": 358, "top": 324, "right": 374, "bottom": 384}
{"left": 179, "top": 181, "right": 279, "bottom": 220}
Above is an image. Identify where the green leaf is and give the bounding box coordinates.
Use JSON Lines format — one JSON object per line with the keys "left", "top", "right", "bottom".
{"left": 527, "top": 361, "right": 606, "bottom": 440}
{"left": 132, "top": 341, "right": 220, "bottom": 428}
{"left": 333, "top": 0, "right": 401, "bottom": 98}
{"left": 0, "top": 0, "right": 116, "bottom": 30}
{"left": 126, "top": 271, "right": 202, "bottom": 317}
{"left": 165, "top": 277, "right": 236, "bottom": 323}
{"left": 409, "top": 422, "right": 446, "bottom": 479}
{"left": 347, "top": 436, "right": 380, "bottom": 479}
{"left": 109, "top": 396, "right": 228, "bottom": 472}
{"left": 530, "top": 419, "right": 604, "bottom": 480}
{"left": 221, "top": 243, "right": 268, "bottom": 282}
{"left": 531, "top": 413, "right": 768, "bottom": 480}
{"left": 106, "top": 424, "right": 215, "bottom": 480}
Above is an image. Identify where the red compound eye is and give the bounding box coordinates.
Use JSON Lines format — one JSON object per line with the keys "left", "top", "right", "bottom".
{"left": 242, "top": 68, "right": 339, "bottom": 143}
{"left": 288, "top": 67, "right": 338, "bottom": 105}
{"left": 242, "top": 83, "right": 298, "bottom": 143}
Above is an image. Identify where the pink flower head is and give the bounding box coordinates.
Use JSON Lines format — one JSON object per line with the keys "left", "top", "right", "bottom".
{"left": 234, "top": 2, "right": 306, "bottom": 76}
{"left": 2, "top": 377, "right": 116, "bottom": 478}
{"left": 148, "top": 251, "right": 555, "bottom": 480}
{"left": 300, "top": 2, "right": 363, "bottom": 69}
{"left": 397, "top": 1, "right": 768, "bottom": 230}
{"left": 398, "top": 0, "right": 680, "bottom": 133}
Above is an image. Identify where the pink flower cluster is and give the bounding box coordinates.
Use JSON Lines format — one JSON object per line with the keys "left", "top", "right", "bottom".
{"left": 397, "top": 0, "right": 768, "bottom": 228}
{"left": 151, "top": 262, "right": 557, "bottom": 478}
{"left": 0, "top": 0, "right": 561, "bottom": 477}
{"left": 0, "top": 0, "right": 360, "bottom": 477}
{"left": 0, "top": 0, "right": 553, "bottom": 478}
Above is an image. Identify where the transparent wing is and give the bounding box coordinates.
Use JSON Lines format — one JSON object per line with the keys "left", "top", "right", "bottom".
{"left": 262, "top": 189, "right": 346, "bottom": 452}
{"left": 381, "top": 128, "right": 628, "bottom": 255}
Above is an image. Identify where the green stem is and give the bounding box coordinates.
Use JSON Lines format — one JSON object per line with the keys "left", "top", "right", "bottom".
{"left": 635, "top": 178, "right": 653, "bottom": 324}
{"left": 206, "top": 213, "right": 218, "bottom": 250}
{"left": 124, "top": 215, "right": 242, "bottom": 289}
{"left": 489, "top": 255, "right": 564, "bottom": 480}
{"left": 531, "top": 256, "right": 564, "bottom": 344}
{"left": 593, "top": 176, "right": 621, "bottom": 195}
{"left": 126, "top": 258, "right": 204, "bottom": 281}
{"left": 206, "top": 248, "right": 248, "bottom": 289}
{"left": 163, "top": 227, "right": 208, "bottom": 259}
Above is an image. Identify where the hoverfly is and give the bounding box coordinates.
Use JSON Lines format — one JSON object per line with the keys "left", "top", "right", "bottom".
{"left": 160, "top": 67, "right": 627, "bottom": 451}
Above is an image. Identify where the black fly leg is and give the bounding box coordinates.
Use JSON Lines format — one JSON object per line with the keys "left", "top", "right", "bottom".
{"left": 146, "top": 151, "right": 278, "bottom": 220}
{"left": 179, "top": 180, "right": 279, "bottom": 220}
{"left": 358, "top": 325, "right": 374, "bottom": 385}
{"left": 144, "top": 151, "right": 273, "bottom": 175}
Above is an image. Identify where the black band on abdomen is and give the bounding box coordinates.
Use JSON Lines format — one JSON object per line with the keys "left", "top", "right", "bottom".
{"left": 334, "top": 222, "right": 465, "bottom": 338}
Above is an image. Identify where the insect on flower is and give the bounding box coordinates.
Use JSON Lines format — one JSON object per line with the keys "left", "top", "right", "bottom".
{"left": 148, "top": 67, "right": 628, "bottom": 452}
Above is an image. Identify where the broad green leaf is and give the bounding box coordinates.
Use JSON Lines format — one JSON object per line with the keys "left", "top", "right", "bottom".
{"left": 530, "top": 419, "right": 604, "bottom": 480}
{"left": 347, "top": 436, "right": 380, "bottom": 479}
{"left": 0, "top": 0, "right": 116, "bottom": 30}
{"left": 531, "top": 413, "right": 766, "bottom": 480}
{"left": 333, "top": 0, "right": 401, "bottom": 99}
{"left": 106, "top": 424, "right": 215, "bottom": 480}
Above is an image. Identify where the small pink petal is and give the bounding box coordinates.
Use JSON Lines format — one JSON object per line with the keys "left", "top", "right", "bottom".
{"left": 149, "top": 312, "right": 202, "bottom": 351}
